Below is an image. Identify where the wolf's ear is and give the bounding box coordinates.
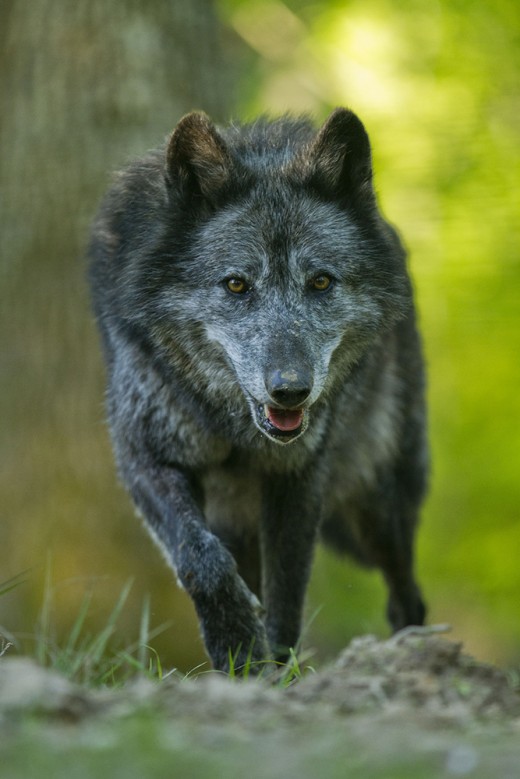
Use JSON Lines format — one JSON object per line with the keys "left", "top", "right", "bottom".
{"left": 304, "top": 108, "right": 373, "bottom": 202}
{"left": 166, "top": 112, "right": 232, "bottom": 202}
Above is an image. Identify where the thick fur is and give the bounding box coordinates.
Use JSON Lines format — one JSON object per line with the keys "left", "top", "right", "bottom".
{"left": 88, "top": 108, "right": 428, "bottom": 671}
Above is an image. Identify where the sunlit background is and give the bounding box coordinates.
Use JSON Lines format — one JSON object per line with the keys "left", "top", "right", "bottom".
{"left": 1, "top": 0, "right": 519, "bottom": 673}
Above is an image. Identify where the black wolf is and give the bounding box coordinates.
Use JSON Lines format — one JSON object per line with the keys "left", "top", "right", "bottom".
{"left": 88, "top": 108, "right": 428, "bottom": 672}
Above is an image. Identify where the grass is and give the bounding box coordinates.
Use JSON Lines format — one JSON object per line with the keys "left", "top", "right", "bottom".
{"left": 0, "top": 571, "right": 30, "bottom": 657}
{"left": 0, "top": 570, "right": 30, "bottom": 597}
{"left": 1, "top": 569, "right": 177, "bottom": 687}
{"left": 1, "top": 570, "right": 315, "bottom": 687}
{"left": 224, "top": 642, "right": 315, "bottom": 685}
{"left": 35, "top": 580, "right": 178, "bottom": 686}
{"left": 223, "top": 604, "right": 322, "bottom": 684}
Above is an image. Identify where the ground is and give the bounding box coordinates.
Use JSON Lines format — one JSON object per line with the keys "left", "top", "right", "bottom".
{"left": 1, "top": 628, "right": 519, "bottom": 778}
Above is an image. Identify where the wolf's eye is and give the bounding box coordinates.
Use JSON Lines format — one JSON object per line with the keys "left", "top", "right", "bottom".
{"left": 310, "top": 274, "right": 332, "bottom": 292}
{"left": 225, "top": 277, "right": 249, "bottom": 294}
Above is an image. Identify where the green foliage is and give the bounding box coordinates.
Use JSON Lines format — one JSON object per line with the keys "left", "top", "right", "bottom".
{"left": 0, "top": 571, "right": 29, "bottom": 598}
{"left": 224, "top": 642, "right": 315, "bottom": 685}
{"left": 29, "top": 573, "right": 175, "bottom": 687}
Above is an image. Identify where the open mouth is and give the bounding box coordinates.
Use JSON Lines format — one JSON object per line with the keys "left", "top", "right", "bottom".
{"left": 253, "top": 403, "right": 309, "bottom": 444}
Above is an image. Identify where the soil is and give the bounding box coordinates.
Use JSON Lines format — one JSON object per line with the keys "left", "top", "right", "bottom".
{"left": 1, "top": 626, "right": 520, "bottom": 778}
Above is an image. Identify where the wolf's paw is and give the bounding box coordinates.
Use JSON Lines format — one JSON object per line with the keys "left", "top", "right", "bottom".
{"left": 199, "top": 574, "right": 271, "bottom": 674}
{"left": 204, "top": 613, "right": 271, "bottom": 675}
{"left": 387, "top": 584, "right": 426, "bottom": 632}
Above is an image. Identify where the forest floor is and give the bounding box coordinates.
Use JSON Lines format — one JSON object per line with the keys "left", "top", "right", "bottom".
{"left": 1, "top": 627, "right": 520, "bottom": 779}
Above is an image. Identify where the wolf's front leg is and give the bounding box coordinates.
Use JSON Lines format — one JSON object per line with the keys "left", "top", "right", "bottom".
{"left": 260, "top": 472, "right": 322, "bottom": 662}
{"left": 128, "top": 463, "right": 270, "bottom": 673}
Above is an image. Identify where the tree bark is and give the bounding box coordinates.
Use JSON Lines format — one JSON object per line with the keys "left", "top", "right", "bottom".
{"left": 0, "top": 0, "right": 239, "bottom": 668}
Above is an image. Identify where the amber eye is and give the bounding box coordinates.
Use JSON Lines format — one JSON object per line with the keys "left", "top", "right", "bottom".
{"left": 311, "top": 274, "right": 332, "bottom": 292}
{"left": 226, "top": 277, "right": 248, "bottom": 294}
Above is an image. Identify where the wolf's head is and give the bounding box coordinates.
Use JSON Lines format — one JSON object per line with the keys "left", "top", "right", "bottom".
{"left": 144, "top": 109, "right": 411, "bottom": 445}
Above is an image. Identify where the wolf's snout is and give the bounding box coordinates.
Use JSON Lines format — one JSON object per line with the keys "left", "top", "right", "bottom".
{"left": 266, "top": 368, "right": 312, "bottom": 409}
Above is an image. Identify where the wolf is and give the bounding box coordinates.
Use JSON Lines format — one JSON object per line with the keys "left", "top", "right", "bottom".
{"left": 88, "top": 107, "right": 428, "bottom": 672}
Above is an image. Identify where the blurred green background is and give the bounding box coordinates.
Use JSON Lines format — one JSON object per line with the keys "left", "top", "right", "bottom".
{"left": 1, "top": 0, "right": 519, "bottom": 673}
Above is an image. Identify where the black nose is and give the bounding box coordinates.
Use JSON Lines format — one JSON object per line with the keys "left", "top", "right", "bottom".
{"left": 266, "top": 368, "right": 312, "bottom": 408}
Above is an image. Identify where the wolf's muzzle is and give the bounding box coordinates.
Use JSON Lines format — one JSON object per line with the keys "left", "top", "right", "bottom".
{"left": 265, "top": 367, "right": 312, "bottom": 409}
{"left": 251, "top": 367, "right": 313, "bottom": 444}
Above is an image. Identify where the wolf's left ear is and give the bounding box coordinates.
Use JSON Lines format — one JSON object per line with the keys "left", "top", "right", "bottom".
{"left": 304, "top": 108, "right": 374, "bottom": 203}
{"left": 166, "top": 112, "right": 232, "bottom": 202}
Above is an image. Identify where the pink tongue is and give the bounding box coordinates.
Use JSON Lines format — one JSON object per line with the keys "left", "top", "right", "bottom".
{"left": 266, "top": 406, "right": 304, "bottom": 432}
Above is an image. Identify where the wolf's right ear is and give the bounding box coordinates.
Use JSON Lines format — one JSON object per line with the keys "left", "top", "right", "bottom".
{"left": 304, "top": 108, "right": 374, "bottom": 204}
{"left": 165, "top": 112, "right": 232, "bottom": 202}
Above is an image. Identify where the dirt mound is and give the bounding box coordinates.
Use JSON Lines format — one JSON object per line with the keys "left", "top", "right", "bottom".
{"left": 1, "top": 627, "right": 519, "bottom": 729}
{"left": 2, "top": 628, "right": 520, "bottom": 779}
{"left": 289, "top": 629, "right": 520, "bottom": 724}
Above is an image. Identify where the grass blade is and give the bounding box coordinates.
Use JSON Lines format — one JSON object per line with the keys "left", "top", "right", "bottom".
{"left": 0, "top": 570, "right": 30, "bottom": 597}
